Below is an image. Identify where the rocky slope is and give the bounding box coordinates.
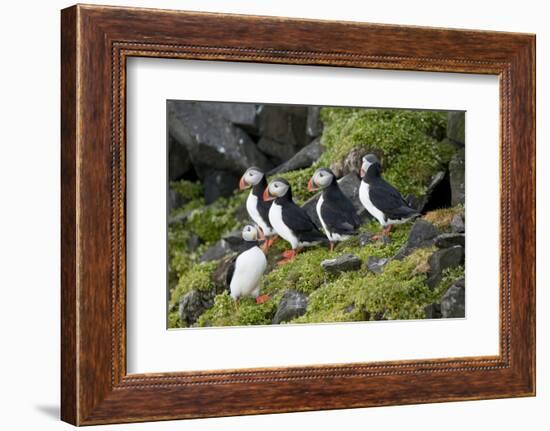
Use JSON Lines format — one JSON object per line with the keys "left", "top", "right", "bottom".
{"left": 167, "top": 105, "right": 466, "bottom": 328}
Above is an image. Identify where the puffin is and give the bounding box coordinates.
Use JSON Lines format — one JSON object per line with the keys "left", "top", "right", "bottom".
{"left": 307, "top": 168, "right": 361, "bottom": 251}
{"left": 263, "top": 178, "right": 326, "bottom": 264}
{"left": 226, "top": 225, "right": 270, "bottom": 305}
{"left": 239, "top": 167, "right": 277, "bottom": 248}
{"left": 359, "top": 154, "right": 420, "bottom": 239}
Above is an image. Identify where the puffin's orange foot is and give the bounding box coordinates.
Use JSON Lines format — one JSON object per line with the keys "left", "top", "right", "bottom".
{"left": 255, "top": 294, "right": 270, "bottom": 305}
{"left": 281, "top": 249, "right": 294, "bottom": 258}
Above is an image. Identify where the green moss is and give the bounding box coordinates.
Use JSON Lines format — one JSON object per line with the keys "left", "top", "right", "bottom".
{"left": 317, "top": 108, "right": 452, "bottom": 197}
{"left": 197, "top": 293, "right": 278, "bottom": 327}
{"left": 170, "top": 179, "right": 204, "bottom": 201}
{"left": 423, "top": 205, "right": 464, "bottom": 230}
{"left": 168, "top": 261, "right": 217, "bottom": 311}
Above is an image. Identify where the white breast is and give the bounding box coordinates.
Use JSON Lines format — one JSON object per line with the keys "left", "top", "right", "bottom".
{"left": 359, "top": 181, "right": 387, "bottom": 227}
{"left": 268, "top": 202, "right": 298, "bottom": 249}
{"left": 246, "top": 193, "right": 274, "bottom": 236}
{"left": 229, "top": 246, "right": 267, "bottom": 299}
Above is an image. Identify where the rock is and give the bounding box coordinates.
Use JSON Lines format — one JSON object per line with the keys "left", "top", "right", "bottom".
{"left": 199, "top": 102, "right": 259, "bottom": 134}
{"left": 168, "top": 134, "right": 191, "bottom": 181}
{"left": 269, "top": 138, "right": 324, "bottom": 175}
{"left": 272, "top": 290, "right": 308, "bottom": 324}
{"left": 321, "top": 253, "right": 362, "bottom": 274}
{"left": 306, "top": 106, "right": 323, "bottom": 138}
{"left": 257, "top": 105, "right": 309, "bottom": 150}
{"left": 186, "top": 233, "right": 202, "bottom": 252}
{"left": 367, "top": 256, "right": 389, "bottom": 274}
{"left": 449, "top": 149, "right": 465, "bottom": 206}
{"left": 168, "top": 210, "right": 192, "bottom": 226}
{"left": 359, "top": 231, "right": 374, "bottom": 246}
{"left": 426, "top": 246, "right": 465, "bottom": 289}
{"left": 199, "top": 240, "right": 233, "bottom": 262}
{"left": 202, "top": 170, "right": 240, "bottom": 204}
{"left": 451, "top": 214, "right": 465, "bottom": 233}
{"left": 424, "top": 303, "right": 442, "bottom": 319}
{"left": 167, "top": 101, "right": 272, "bottom": 177}
{"left": 257, "top": 136, "right": 297, "bottom": 163}
{"left": 179, "top": 290, "right": 215, "bottom": 326}
{"left": 435, "top": 233, "right": 465, "bottom": 249}
{"left": 447, "top": 112, "right": 465, "bottom": 146}
{"left": 413, "top": 171, "right": 451, "bottom": 212}
{"left": 330, "top": 148, "right": 364, "bottom": 177}
{"left": 440, "top": 278, "right": 465, "bottom": 318}
{"left": 394, "top": 219, "right": 439, "bottom": 259}
{"left": 168, "top": 189, "right": 186, "bottom": 213}
{"left": 302, "top": 172, "right": 365, "bottom": 228}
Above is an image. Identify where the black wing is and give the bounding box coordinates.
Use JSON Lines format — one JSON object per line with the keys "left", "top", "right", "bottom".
{"left": 369, "top": 181, "right": 419, "bottom": 220}
{"left": 257, "top": 199, "right": 273, "bottom": 228}
{"left": 225, "top": 257, "right": 237, "bottom": 290}
{"left": 282, "top": 202, "right": 326, "bottom": 242}
{"left": 320, "top": 194, "right": 361, "bottom": 235}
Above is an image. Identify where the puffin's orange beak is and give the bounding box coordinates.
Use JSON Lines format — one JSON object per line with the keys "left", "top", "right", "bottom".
{"left": 263, "top": 187, "right": 274, "bottom": 201}
{"left": 239, "top": 176, "right": 248, "bottom": 190}
{"left": 307, "top": 178, "right": 317, "bottom": 192}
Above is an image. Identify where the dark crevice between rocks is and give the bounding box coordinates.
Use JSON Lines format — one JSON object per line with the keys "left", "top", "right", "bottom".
{"left": 422, "top": 170, "right": 452, "bottom": 214}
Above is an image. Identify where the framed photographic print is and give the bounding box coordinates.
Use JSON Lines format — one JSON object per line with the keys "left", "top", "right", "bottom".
{"left": 61, "top": 4, "right": 536, "bottom": 425}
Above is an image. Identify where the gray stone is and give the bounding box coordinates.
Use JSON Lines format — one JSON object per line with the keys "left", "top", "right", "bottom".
{"left": 321, "top": 253, "right": 362, "bottom": 274}
{"left": 269, "top": 138, "right": 324, "bottom": 175}
{"left": 257, "top": 105, "right": 308, "bottom": 150}
{"left": 440, "top": 278, "right": 465, "bottom": 318}
{"left": 199, "top": 102, "right": 259, "bottom": 133}
{"left": 168, "top": 189, "right": 186, "bottom": 213}
{"left": 447, "top": 111, "right": 465, "bottom": 146}
{"left": 424, "top": 303, "right": 442, "bottom": 319}
{"left": 168, "top": 210, "right": 192, "bottom": 226}
{"left": 203, "top": 170, "right": 240, "bottom": 204}
{"left": 359, "top": 231, "right": 374, "bottom": 246}
{"left": 451, "top": 213, "right": 465, "bottom": 233}
{"left": 167, "top": 101, "right": 272, "bottom": 177}
{"left": 449, "top": 149, "right": 465, "bottom": 206}
{"left": 199, "top": 240, "right": 233, "bottom": 262}
{"left": 367, "top": 256, "right": 389, "bottom": 274}
{"left": 306, "top": 106, "right": 323, "bottom": 138}
{"left": 435, "top": 233, "right": 465, "bottom": 249}
{"left": 257, "top": 136, "right": 297, "bottom": 163}
{"left": 168, "top": 134, "right": 191, "bottom": 181}
{"left": 426, "top": 246, "right": 465, "bottom": 289}
{"left": 272, "top": 290, "right": 308, "bottom": 324}
{"left": 179, "top": 290, "right": 215, "bottom": 326}
{"left": 394, "top": 219, "right": 439, "bottom": 259}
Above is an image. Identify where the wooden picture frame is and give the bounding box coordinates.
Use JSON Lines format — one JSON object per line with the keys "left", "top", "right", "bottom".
{"left": 61, "top": 4, "right": 536, "bottom": 425}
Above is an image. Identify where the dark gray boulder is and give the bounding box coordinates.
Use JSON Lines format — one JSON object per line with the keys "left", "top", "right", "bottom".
{"left": 451, "top": 213, "right": 465, "bottom": 233}
{"left": 440, "top": 278, "right": 465, "bottom": 318}
{"left": 367, "top": 256, "right": 389, "bottom": 274}
{"left": 179, "top": 290, "right": 215, "bottom": 326}
{"left": 168, "top": 134, "right": 191, "bottom": 181}
{"left": 394, "top": 219, "right": 439, "bottom": 259}
{"left": 435, "top": 233, "right": 465, "bottom": 249}
{"left": 167, "top": 101, "right": 272, "bottom": 177}
{"left": 199, "top": 240, "right": 233, "bottom": 262}
{"left": 447, "top": 111, "right": 465, "bottom": 146}
{"left": 424, "top": 303, "right": 442, "bottom": 319}
{"left": 306, "top": 106, "right": 323, "bottom": 138}
{"left": 198, "top": 101, "right": 259, "bottom": 133}
{"left": 358, "top": 231, "right": 374, "bottom": 246}
{"left": 202, "top": 170, "right": 240, "bottom": 204}
{"left": 257, "top": 105, "right": 308, "bottom": 150}
{"left": 426, "top": 246, "right": 465, "bottom": 289}
{"left": 269, "top": 138, "right": 324, "bottom": 175}
{"left": 449, "top": 149, "right": 465, "bottom": 206}
{"left": 211, "top": 255, "right": 237, "bottom": 292}
{"left": 272, "top": 290, "right": 308, "bottom": 324}
{"left": 168, "top": 189, "right": 187, "bottom": 213}
{"left": 257, "top": 136, "right": 297, "bottom": 163}
{"left": 321, "top": 253, "right": 362, "bottom": 274}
